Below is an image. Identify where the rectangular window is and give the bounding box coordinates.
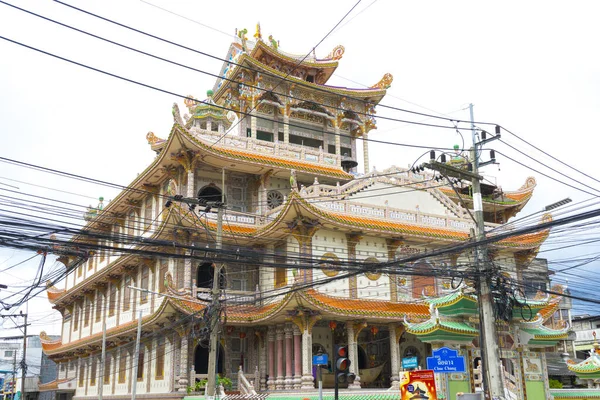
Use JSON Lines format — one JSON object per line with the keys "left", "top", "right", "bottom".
{"left": 95, "top": 290, "right": 103, "bottom": 322}
{"left": 155, "top": 337, "right": 165, "bottom": 379}
{"left": 84, "top": 297, "right": 91, "bottom": 327}
{"left": 144, "top": 198, "right": 153, "bottom": 228}
{"left": 78, "top": 265, "right": 82, "bottom": 277}
{"left": 88, "top": 256, "right": 93, "bottom": 270}
{"left": 72, "top": 303, "right": 79, "bottom": 331}
{"left": 140, "top": 266, "right": 149, "bottom": 304}
{"left": 103, "top": 353, "right": 111, "bottom": 385}
{"left": 99, "top": 240, "right": 105, "bottom": 263}
{"left": 137, "top": 348, "right": 144, "bottom": 381}
{"left": 159, "top": 260, "right": 168, "bottom": 293}
{"left": 278, "top": 131, "right": 284, "bottom": 142}
{"left": 274, "top": 244, "right": 287, "bottom": 288}
{"left": 78, "top": 364, "right": 85, "bottom": 387}
{"left": 4, "top": 350, "right": 13, "bottom": 357}
{"left": 108, "top": 284, "right": 116, "bottom": 317}
{"left": 123, "top": 276, "right": 131, "bottom": 311}
{"left": 90, "top": 357, "right": 97, "bottom": 386}
{"left": 128, "top": 211, "right": 136, "bottom": 238}
{"left": 118, "top": 349, "right": 127, "bottom": 383}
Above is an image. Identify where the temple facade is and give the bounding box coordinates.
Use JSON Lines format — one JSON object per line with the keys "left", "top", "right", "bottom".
{"left": 40, "top": 26, "right": 568, "bottom": 400}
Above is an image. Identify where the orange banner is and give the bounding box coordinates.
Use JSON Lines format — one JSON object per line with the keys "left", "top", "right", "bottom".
{"left": 400, "top": 369, "right": 437, "bottom": 400}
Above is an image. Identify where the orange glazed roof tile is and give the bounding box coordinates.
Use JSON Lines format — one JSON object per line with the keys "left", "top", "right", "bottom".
{"left": 302, "top": 289, "right": 430, "bottom": 318}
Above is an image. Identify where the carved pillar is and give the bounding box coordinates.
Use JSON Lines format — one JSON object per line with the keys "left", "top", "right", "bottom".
{"left": 183, "top": 252, "right": 192, "bottom": 293}
{"left": 171, "top": 149, "right": 197, "bottom": 198}
{"left": 292, "top": 312, "right": 321, "bottom": 390}
{"left": 276, "top": 325, "right": 285, "bottom": 390}
{"left": 284, "top": 324, "right": 294, "bottom": 389}
{"left": 257, "top": 330, "right": 267, "bottom": 391}
{"left": 389, "top": 324, "right": 403, "bottom": 389}
{"left": 289, "top": 219, "right": 320, "bottom": 284}
{"left": 346, "top": 323, "right": 361, "bottom": 389}
{"left": 177, "top": 332, "right": 189, "bottom": 391}
{"left": 293, "top": 325, "right": 302, "bottom": 389}
{"left": 267, "top": 326, "right": 275, "bottom": 390}
{"left": 250, "top": 109, "right": 257, "bottom": 139}
{"left": 283, "top": 113, "right": 290, "bottom": 144}
{"left": 363, "top": 130, "right": 369, "bottom": 173}
{"left": 301, "top": 328, "right": 313, "bottom": 390}
{"left": 186, "top": 169, "right": 195, "bottom": 198}
{"left": 346, "top": 233, "right": 362, "bottom": 298}
{"left": 386, "top": 239, "right": 403, "bottom": 302}
{"left": 334, "top": 124, "right": 341, "bottom": 166}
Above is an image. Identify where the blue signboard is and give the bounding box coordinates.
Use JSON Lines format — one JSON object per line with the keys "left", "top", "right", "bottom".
{"left": 402, "top": 356, "right": 418, "bottom": 369}
{"left": 426, "top": 347, "right": 466, "bottom": 373}
{"left": 313, "top": 354, "right": 329, "bottom": 366}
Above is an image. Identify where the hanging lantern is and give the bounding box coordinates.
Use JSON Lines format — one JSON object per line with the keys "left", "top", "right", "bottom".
{"left": 239, "top": 332, "right": 247, "bottom": 339}
{"left": 329, "top": 321, "right": 337, "bottom": 331}
{"left": 370, "top": 326, "right": 379, "bottom": 337}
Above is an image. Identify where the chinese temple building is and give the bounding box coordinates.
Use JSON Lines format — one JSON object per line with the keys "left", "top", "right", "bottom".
{"left": 41, "top": 25, "right": 569, "bottom": 400}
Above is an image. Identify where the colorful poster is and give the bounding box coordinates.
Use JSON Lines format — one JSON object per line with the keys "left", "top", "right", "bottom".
{"left": 400, "top": 369, "right": 438, "bottom": 400}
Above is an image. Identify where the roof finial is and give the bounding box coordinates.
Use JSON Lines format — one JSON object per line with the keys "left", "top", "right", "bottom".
{"left": 254, "top": 22, "right": 262, "bottom": 41}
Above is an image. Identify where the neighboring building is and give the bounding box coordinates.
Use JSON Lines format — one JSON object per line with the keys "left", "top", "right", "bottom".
{"left": 40, "top": 26, "right": 567, "bottom": 400}
{"left": 0, "top": 335, "right": 59, "bottom": 400}
{"left": 571, "top": 315, "right": 600, "bottom": 360}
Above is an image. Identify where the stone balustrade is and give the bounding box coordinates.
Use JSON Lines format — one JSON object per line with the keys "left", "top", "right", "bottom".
{"left": 191, "top": 128, "right": 343, "bottom": 166}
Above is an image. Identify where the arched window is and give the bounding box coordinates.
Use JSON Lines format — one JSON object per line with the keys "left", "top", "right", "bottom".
{"left": 196, "top": 262, "right": 225, "bottom": 289}
{"left": 197, "top": 185, "right": 224, "bottom": 204}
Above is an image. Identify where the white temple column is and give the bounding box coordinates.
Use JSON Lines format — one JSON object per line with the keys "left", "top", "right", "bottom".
{"left": 250, "top": 111, "right": 257, "bottom": 139}
{"left": 259, "top": 330, "right": 267, "bottom": 391}
{"left": 184, "top": 252, "right": 192, "bottom": 293}
{"left": 363, "top": 131, "right": 370, "bottom": 173}
{"left": 301, "top": 328, "right": 314, "bottom": 390}
{"left": 177, "top": 334, "right": 189, "bottom": 391}
{"left": 186, "top": 169, "right": 195, "bottom": 198}
{"left": 389, "top": 324, "right": 400, "bottom": 389}
{"left": 335, "top": 125, "right": 341, "bottom": 166}
{"left": 346, "top": 323, "right": 361, "bottom": 389}
{"left": 283, "top": 114, "right": 290, "bottom": 144}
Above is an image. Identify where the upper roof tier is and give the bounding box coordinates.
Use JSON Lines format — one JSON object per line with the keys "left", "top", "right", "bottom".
{"left": 212, "top": 25, "right": 392, "bottom": 104}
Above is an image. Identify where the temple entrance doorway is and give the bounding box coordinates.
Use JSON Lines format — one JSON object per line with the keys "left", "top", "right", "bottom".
{"left": 194, "top": 343, "right": 224, "bottom": 376}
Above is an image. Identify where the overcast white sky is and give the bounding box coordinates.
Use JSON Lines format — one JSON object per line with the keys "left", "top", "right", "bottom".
{"left": 1, "top": 0, "right": 600, "bottom": 336}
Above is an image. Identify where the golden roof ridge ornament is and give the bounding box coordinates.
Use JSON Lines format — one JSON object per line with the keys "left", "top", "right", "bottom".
{"left": 326, "top": 45, "right": 345, "bottom": 60}
{"left": 371, "top": 73, "right": 394, "bottom": 90}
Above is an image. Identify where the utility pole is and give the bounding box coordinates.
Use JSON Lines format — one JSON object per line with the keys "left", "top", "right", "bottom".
{"left": 20, "top": 311, "right": 27, "bottom": 400}
{"left": 468, "top": 104, "right": 505, "bottom": 400}
{"left": 423, "top": 104, "right": 504, "bottom": 399}
{"left": 131, "top": 309, "right": 143, "bottom": 400}
{"left": 12, "top": 349, "right": 17, "bottom": 399}
{"left": 206, "top": 169, "right": 225, "bottom": 400}
{"left": 99, "top": 321, "right": 106, "bottom": 400}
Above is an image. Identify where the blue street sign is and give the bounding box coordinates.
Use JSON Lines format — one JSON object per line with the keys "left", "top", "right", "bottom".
{"left": 313, "top": 354, "right": 328, "bottom": 366}
{"left": 402, "top": 356, "right": 419, "bottom": 369}
{"left": 426, "top": 347, "right": 466, "bottom": 373}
